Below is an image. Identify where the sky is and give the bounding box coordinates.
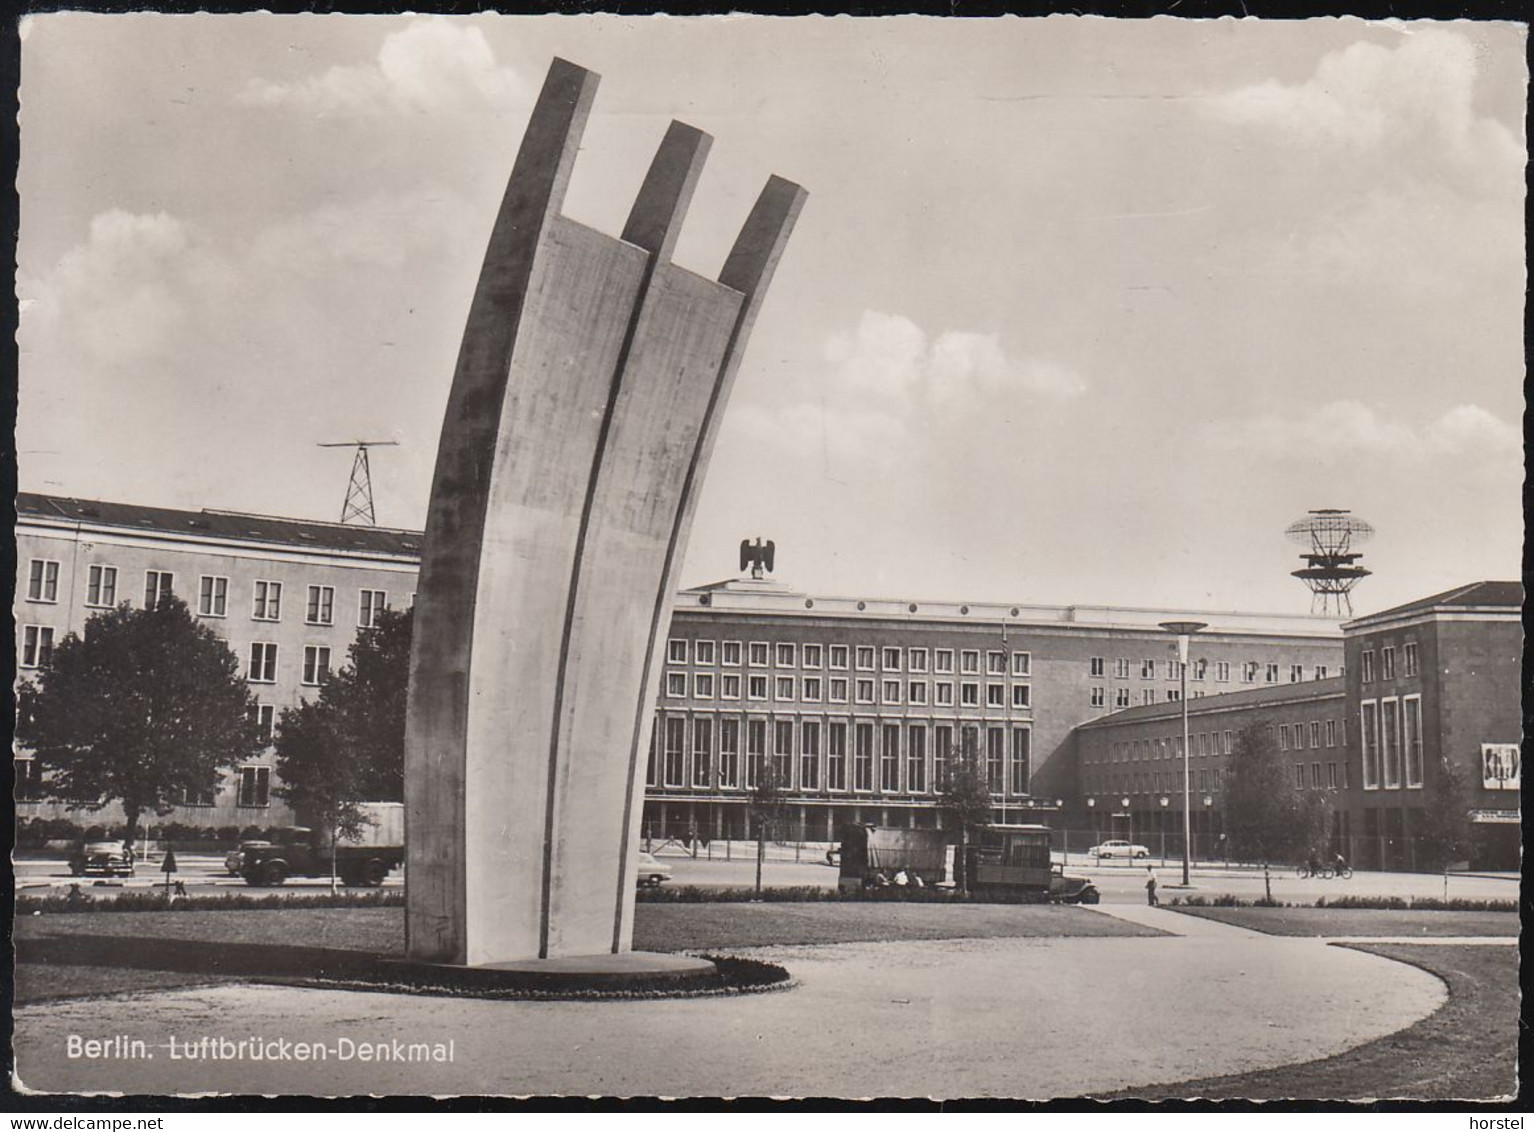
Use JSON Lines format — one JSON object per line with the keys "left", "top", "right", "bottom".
{"left": 15, "top": 15, "right": 1527, "bottom": 618}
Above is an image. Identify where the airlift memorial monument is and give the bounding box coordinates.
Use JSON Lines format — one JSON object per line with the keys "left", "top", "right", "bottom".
{"left": 403, "top": 58, "right": 805, "bottom": 972}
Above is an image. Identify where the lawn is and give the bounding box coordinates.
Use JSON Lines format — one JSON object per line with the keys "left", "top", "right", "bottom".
{"left": 1171, "top": 905, "right": 1520, "bottom": 937}
{"left": 1104, "top": 943, "right": 1519, "bottom": 1101}
{"left": 14, "top": 901, "right": 1158, "bottom": 1003}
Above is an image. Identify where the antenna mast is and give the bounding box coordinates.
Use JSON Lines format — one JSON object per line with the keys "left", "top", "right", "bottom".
{"left": 318, "top": 440, "right": 399, "bottom": 526}
{"left": 1284, "top": 509, "right": 1374, "bottom": 616}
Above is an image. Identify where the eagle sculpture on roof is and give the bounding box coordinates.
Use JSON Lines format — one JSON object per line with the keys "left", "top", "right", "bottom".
{"left": 740, "top": 537, "right": 775, "bottom": 579}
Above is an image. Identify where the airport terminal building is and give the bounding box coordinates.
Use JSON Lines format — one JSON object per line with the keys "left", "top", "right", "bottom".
{"left": 15, "top": 492, "right": 1346, "bottom": 839}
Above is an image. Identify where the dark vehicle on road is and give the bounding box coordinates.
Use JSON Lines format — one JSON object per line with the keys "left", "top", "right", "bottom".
{"left": 239, "top": 803, "right": 404, "bottom": 887}
{"left": 69, "top": 840, "right": 135, "bottom": 878}
{"left": 837, "top": 823, "right": 1095, "bottom": 903}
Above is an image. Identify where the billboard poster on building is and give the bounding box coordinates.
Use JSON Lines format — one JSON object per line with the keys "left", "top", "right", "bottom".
{"left": 1480, "top": 743, "right": 1520, "bottom": 791}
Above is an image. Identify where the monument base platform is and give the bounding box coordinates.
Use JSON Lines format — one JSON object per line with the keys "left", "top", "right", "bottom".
{"left": 367, "top": 951, "right": 744, "bottom": 999}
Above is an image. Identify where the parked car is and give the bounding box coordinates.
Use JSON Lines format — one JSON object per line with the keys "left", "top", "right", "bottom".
{"left": 1088, "top": 839, "right": 1150, "bottom": 860}
{"left": 1049, "top": 865, "right": 1101, "bottom": 904}
{"left": 69, "top": 840, "right": 135, "bottom": 877}
{"left": 636, "top": 851, "right": 672, "bottom": 888}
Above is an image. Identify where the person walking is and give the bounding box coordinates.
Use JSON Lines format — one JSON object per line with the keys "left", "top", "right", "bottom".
{"left": 1145, "top": 864, "right": 1159, "bottom": 907}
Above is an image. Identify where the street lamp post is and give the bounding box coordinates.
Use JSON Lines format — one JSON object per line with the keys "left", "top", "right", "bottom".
{"left": 1160, "top": 620, "right": 1207, "bottom": 887}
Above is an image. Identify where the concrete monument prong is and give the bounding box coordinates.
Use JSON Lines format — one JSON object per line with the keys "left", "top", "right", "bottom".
{"left": 404, "top": 57, "right": 805, "bottom": 972}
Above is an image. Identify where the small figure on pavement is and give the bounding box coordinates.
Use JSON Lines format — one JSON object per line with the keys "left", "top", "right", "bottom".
{"left": 1145, "top": 864, "right": 1159, "bottom": 906}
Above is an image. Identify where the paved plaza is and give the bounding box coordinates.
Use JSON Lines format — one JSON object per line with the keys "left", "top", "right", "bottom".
{"left": 15, "top": 905, "right": 1457, "bottom": 1099}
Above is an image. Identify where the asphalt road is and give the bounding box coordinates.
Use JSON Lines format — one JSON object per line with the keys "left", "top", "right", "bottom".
{"left": 16, "top": 850, "right": 1516, "bottom": 905}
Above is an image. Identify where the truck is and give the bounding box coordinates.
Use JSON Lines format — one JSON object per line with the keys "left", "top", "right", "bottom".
{"left": 239, "top": 802, "right": 404, "bottom": 887}
{"left": 835, "top": 823, "right": 1099, "bottom": 904}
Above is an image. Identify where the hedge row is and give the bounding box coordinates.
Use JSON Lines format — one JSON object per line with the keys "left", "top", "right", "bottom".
{"left": 1169, "top": 893, "right": 1517, "bottom": 913}
{"left": 17, "top": 888, "right": 406, "bottom": 914}
{"left": 15, "top": 817, "right": 293, "bottom": 847}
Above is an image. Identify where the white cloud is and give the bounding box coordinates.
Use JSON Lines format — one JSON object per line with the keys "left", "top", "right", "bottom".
{"left": 823, "top": 309, "right": 1087, "bottom": 411}
{"left": 1204, "top": 29, "right": 1522, "bottom": 169}
{"left": 1201, "top": 400, "right": 1520, "bottom": 462}
{"left": 239, "top": 20, "right": 526, "bottom": 116}
{"left": 20, "top": 209, "right": 234, "bottom": 364}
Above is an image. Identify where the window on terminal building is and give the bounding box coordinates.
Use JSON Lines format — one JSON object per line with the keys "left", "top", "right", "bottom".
{"left": 248, "top": 642, "right": 278, "bottom": 683}
{"left": 803, "top": 676, "right": 822, "bottom": 702}
{"left": 1141, "top": 689, "right": 1155, "bottom": 706}
{"left": 144, "top": 570, "right": 174, "bottom": 609}
{"left": 21, "top": 625, "right": 54, "bottom": 668}
{"left": 1294, "top": 764, "right": 1304, "bottom": 789}
{"left": 249, "top": 703, "right": 275, "bottom": 745}
{"left": 252, "top": 580, "right": 282, "bottom": 622}
{"left": 1360, "top": 650, "right": 1375, "bottom": 683}
{"left": 694, "top": 673, "right": 714, "bottom": 699}
{"left": 829, "top": 677, "right": 848, "bottom": 703}
{"left": 237, "top": 765, "right": 271, "bottom": 808}
{"left": 664, "top": 717, "right": 686, "bottom": 786}
{"left": 359, "top": 589, "right": 387, "bottom": 628}
{"left": 776, "top": 676, "right": 795, "bottom": 700}
{"left": 1141, "top": 659, "right": 1155, "bottom": 679}
{"left": 1359, "top": 701, "right": 1380, "bottom": 788}
{"left": 668, "top": 639, "right": 688, "bottom": 664}
{"left": 1326, "top": 719, "right": 1337, "bottom": 747}
{"left": 908, "top": 680, "right": 927, "bottom": 705}
{"left": 1290, "top": 664, "right": 1303, "bottom": 683}
{"left": 986, "top": 684, "right": 1005, "bottom": 708}
{"left": 826, "top": 722, "right": 847, "bottom": 791}
{"left": 718, "top": 719, "right": 740, "bottom": 789}
{"left": 987, "top": 651, "right": 1007, "bottom": 676}
{"left": 1265, "top": 663, "right": 1279, "bottom": 683}
{"left": 1311, "top": 763, "right": 1322, "bottom": 788}
{"left": 666, "top": 672, "right": 686, "bottom": 697}
{"left": 27, "top": 559, "right": 59, "bottom": 603}
{"left": 1381, "top": 647, "right": 1396, "bottom": 681}
{"left": 1011, "top": 652, "right": 1031, "bottom": 677}
{"left": 1403, "top": 642, "right": 1418, "bottom": 678}
{"left": 774, "top": 720, "right": 793, "bottom": 785}
{"left": 722, "top": 641, "right": 742, "bottom": 666}
{"left": 693, "top": 718, "right": 713, "bottom": 788}
{"left": 307, "top": 585, "right": 334, "bottom": 626}
{"left": 1114, "top": 657, "right": 1131, "bottom": 679}
{"left": 801, "top": 720, "right": 821, "bottom": 791}
{"left": 855, "top": 646, "right": 875, "bottom": 670}
{"left": 302, "top": 645, "right": 331, "bottom": 686}
{"left": 828, "top": 644, "right": 848, "bottom": 669}
{"left": 800, "top": 643, "right": 820, "bottom": 669}
{"left": 855, "top": 678, "right": 875, "bottom": 704}
{"left": 883, "top": 647, "right": 901, "bottom": 671}
{"left": 880, "top": 724, "right": 900, "bottom": 792}
{"left": 1090, "top": 686, "right": 1105, "bottom": 708}
{"left": 1010, "top": 728, "right": 1030, "bottom": 795}
{"left": 1090, "top": 657, "right": 1105, "bottom": 678}
{"left": 86, "top": 564, "right": 118, "bottom": 608}
{"left": 1012, "top": 684, "right": 1031, "bottom": 709}
{"left": 695, "top": 640, "right": 716, "bottom": 666}
{"left": 1166, "top": 689, "right": 1180, "bottom": 702}
{"left": 1327, "top": 762, "right": 1337, "bottom": 789}
{"left": 748, "top": 675, "right": 769, "bottom": 700}
{"left": 1115, "top": 687, "right": 1131, "bottom": 708}
{"left": 908, "top": 648, "right": 929, "bottom": 673}
{"left": 1216, "top": 661, "right": 1230, "bottom": 682}
{"left": 961, "top": 650, "right": 980, "bottom": 675}
{"left": 777, "top": 643, "right": 796, "bottom": 668}
{"left": 935, "top": 649, "right": 955, "bottom": 674}
{"left": 749, "top": 642, "right": 769, "bottom": 667}
{"left": 14, "top": 756, "right": 42, "bottom": 801}
{"left": 1314, "top": 665, "right": 1328, "bottom": 679}
{"left": 1193, "top": 659, "right": 1207, "bottom": 681}
{"left": 721, "top": 674, "right": 741, "bottom": 700}
{"left": 881, "top": 678, "right": 900, "bottom": 703}
{"left": 1403, "top": 695, "right": 1423, "bottom": 787}
{"left": 961, "top": 682, "right": 980, "bottom": 707}
{"left": 853, "top": 723, "right": 874, "bottom": 791}
{"left": 935, "top": 682, "right": 954, "bottom": 707}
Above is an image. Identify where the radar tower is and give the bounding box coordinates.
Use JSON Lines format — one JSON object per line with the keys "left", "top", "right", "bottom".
{"left": 318, "top": 440, "right": 398, "bottom": 526}
{"left": 1284, "top": 509, "right": 1374, "bottom": 616}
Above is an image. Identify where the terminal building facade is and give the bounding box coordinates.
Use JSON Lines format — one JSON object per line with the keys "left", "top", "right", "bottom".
{"left": 15, "top": 492, "right": 1345, "bottom": 840}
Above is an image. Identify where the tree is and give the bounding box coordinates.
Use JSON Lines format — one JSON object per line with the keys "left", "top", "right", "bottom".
{"left": 1415, "top": 755, "right": 1479, "bottom": 871}
{"left": 273, "top": 607, "right": 413, "bottom": 888}
{"left": 273, "top": 700, "right": 373, "bottom": 893}
{"left": 1223, "top": 720, "right": 1331, "bottom": 900}
{"left": 747, "top": 762, "right": 788, "bottom": 895}
{"left": 938, "top": 729, "right": 992, "bottom": 894}
{"left": 15, "top": 597, "right": 261, "bottom": 850}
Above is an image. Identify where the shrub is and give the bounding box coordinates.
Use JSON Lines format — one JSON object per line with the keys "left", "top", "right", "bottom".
{"left": 17, "top": 888, "right": 406, "bottom": 915}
